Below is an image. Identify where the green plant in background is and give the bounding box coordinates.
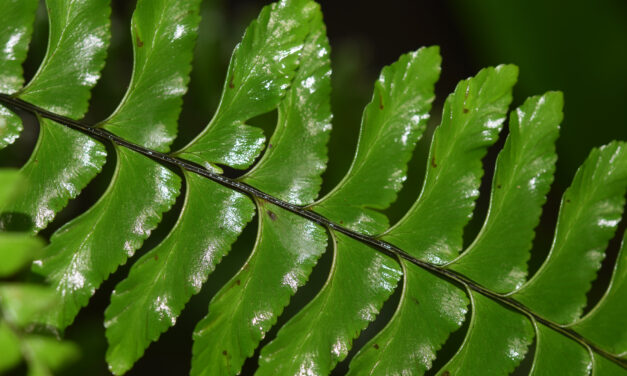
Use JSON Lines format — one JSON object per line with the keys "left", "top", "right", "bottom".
{"left": 0, "top": 0, "right": 626, "bottom": 375}
{"left": 0, "top": 169, "right": 79, "bottom": 376}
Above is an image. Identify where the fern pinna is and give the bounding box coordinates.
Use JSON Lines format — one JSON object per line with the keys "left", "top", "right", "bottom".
{"left": 0, "top": 0, "right": 625, "bottom": 375}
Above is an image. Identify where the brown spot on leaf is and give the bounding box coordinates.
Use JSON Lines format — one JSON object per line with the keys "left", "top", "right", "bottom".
{"left": 229, "top": 75, "right": 235, "bottom": 89}
{"left": 154, "top": 255, "right": 159, "bottom": 261}
{"left": 236, "top": 279, "right": 241, "bottom": 286}
{"left": 373, "top": 344, "right": 380, "bottom": 350}
{"left": 222, "top": 350, "right": 228, "bottom": 356}
{"left": 267, "top": 210, "right": 277, "bottom": 221}
{"left": 497, "top": 184, "right": 502, "bottom": 189}
{"left": 268, "top": 143, "right": 273, "bottom": 149}
{"left": 431, "top": 156, "right": 437, "bottom": 168}
{"left": 442, "top": 371, "right": 450, "bottom": 376}
{"left": 379, "top": 95, "right": 384, "bottom": 110}
{"left": 135, "top": 35, "right": 143, "bottom": 47}
{"left": 463, "top": 108, "right": 469, "bottom": 114}
{"left": 566, "top": 199, "right": 571, "bottom": 203}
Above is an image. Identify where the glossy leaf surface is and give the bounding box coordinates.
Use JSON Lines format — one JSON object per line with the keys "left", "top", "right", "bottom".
{"left": 257, "top": 233, "right": 401, "bottom": 375}
{"left": 0, "top": 106, "right": 22, "bottom": 150}
{"left": 383, "top": 65, "right": 517, "bottom": 263}
{"left": 192, "top": 202, "right": 327, "bottom": 376}
{"left": 3, "top": 0, "right": 111, "bottom": 232}
{"left": 314, "top": 47, "right": 441, "bottom": 235}
{"left": 514, "top": 141, "right": 627, "bottom": 324}
{"left": 101, "top": 0, "right": 201, "bottom": 152}
{"left": 177, "top": 0, "right": 319, "bottom": 170}
{"left": 348, "top": 261, "right": 468, "bottom": 375}
{"left": 436, "top": 290, "right": 534, "bottom": 375}
{"left": 529, "top": 321, "right": 591, "bottom": 376}
{"left": 105, "top": 172, "right": 254, "bottom": 375}
{"left": 1, "top": 120, "right": 107, "bottom": 232}
{"left": 241, "top": 8, "right": 332, "bottom": 205}
{"left": 190, "top": 13, "right": 331, "bottom": 374}
{"left": 33, "top": 148, "right": 180, "bottom": 329}
{"left": 448, "top": 92, "right": 563, "bottom": 292}
{"left": 0, "top": 0, "right": 37, "bottom": 93}
{"left": 18, "top": 0, "right": 110, "bottom": 118}
{"left": 0, "top": 0, "right": 38, "bottom": 148}
{"left": 571, "top": 231, "right": 627, "bottom": 355}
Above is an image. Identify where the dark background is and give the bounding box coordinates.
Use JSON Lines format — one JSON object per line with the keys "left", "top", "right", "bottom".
{"left": 4, "top": 0, "right": 627, "bottom": 374}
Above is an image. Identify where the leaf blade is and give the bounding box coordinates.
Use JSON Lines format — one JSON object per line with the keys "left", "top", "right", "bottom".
{"left": 448, "top": 92, "right": 563, "bottom": 292}
{"left": 33, "top": 148, "right": 180, "bottom": 329}
{"left": 241, "top": 6, "right": 332, "bottom": 205}
{"left": 191, "top": 203, "right": 327, "bottom": 376}
{"left": 176, "top": 0, "right": 319, "bottom": 170}
{"left": 0, "top": 0, "right": 38, "bottom": 148}
{"left": 257, "top": 233, "right": 402, "bottom": 375}
{"left": 436, "top": 290, "right": 534, "bottom": 375}
{"left": 101, "top": 0, "right": 201, "bottom": 152}
{"left": 105, "top": 172, "right": 254, "bottom": 375}
{"left": 348, "top": 261, "right": 469, "bottom": 375}
{"left": 513, "top": 141, "right": 627, "bottom": 324}
{"left": 314, "top": 46, "right": 441, "bottom": 235}
{"left": 383, "top": 65, "right": 518, "bottom": 263}
{"left": 570, "top": 230, "right": 627, "bottom": 355}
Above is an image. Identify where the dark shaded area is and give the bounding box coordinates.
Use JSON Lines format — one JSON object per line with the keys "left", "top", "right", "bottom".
{"left": 2, "top": 0, "right": 626, "bottom": 375}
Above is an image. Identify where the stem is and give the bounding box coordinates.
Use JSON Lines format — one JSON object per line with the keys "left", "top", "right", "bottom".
{"left": 1, "top": 93, "right": 625, "bottom": 369}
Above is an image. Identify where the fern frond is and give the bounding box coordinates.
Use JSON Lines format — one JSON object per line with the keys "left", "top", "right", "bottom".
{"left": 0, "top": 0, "right": 626, "bottom": 375}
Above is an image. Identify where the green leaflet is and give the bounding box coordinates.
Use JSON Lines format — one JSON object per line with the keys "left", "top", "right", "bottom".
{"left": 0, "top": 0, "right": 38, "bottom": 148}
{"left": 33, "top": 148, "right": 180, "bottom": 329}
{"left": 2, "top": 0, "right": 111, "bottom": 232}
{"left": 314, "top": 46, "right": 441, "bottom": 235}
{"left": 34, "top": 0, "right": 200, "bottom": 332}
{"left": 447, "top": 92, "right": 563, "bottom": 292}
{"left": 0, "top": 0, "right": 37, "bottom": 93}
{"left": 436, "top": 290, "right": 534, "bottom": 375}
{"left": 594, "top": 353, "right": 626, "bottom": 375}
{"left": 190, "top": 8, "right": 331, "bottom": 375}
{"left": 191, "top": 203, "right": 327, "bottom": 376}
{"left": 257, "top": 233, "right": 402, "bottom": 374}
{"left": 255, "top": 46, "right": 442, "bottom": 374}
{"left": 101, "top": 0, "right": 201, "bottom": 152}
{"left": 570, "top": 231, "right": 627, "bottom": 356}
{"left": 19, "top": 0, "right": 110, "bottom": 118}
{"left": 348, "top": 261, "right": 469, "bottom": 375}
{"left": 105, "top": 172, "right": 254, "bottom": 375}
{"left": 383, "top": 65, "right": 518, "bottom": 264}
{"left": 176, "top": 0, "right": 319, "bottom": 171}
{"left": 241, "top": 7, "right": 332, "bottom": 205}
{"left": 529, "top": 321, "right": 591, "bottom": 376}
{"left": 1, "top": 119, "right": 107, "bottom": 232}
{"left": 513, "top": 141, "right": 627, "bottom": 324}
